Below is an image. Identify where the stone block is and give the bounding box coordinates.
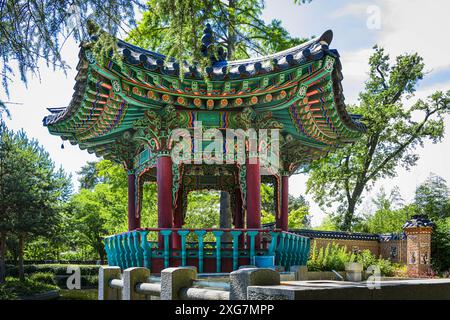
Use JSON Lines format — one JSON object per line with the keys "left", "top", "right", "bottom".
{"left": 345, "top": 262, "right": 363, "bottom": 282}
{"left": 230, "top": 268, "right": 280, "bottom": 300}
{"left": 160, "top": 267, "right": 197, "bottom": 300}
{"left": 290, "top": 265, "right": 308, "bottom": 280}
{"left": 122, "top": 267, "right": 151, "bottom": 300}
{"left": 98, "top": 266, "right": 121, "bottom": 300}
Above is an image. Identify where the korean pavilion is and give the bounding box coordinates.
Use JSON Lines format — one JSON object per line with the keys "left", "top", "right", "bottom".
{"left": 43, "top": 24, "right": 365, "bottom": 273}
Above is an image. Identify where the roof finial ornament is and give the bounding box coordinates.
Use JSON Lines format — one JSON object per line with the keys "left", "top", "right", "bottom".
{"left": 200, "top": 23, "right": 227, "bottom": 67}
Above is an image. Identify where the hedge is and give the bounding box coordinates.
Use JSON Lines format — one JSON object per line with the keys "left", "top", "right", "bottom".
{"left": 6, "top": 264, "right": 100, "bottom": 277}
{"left": 5, "top": 264, "right": 100, "bottom": 289}
{"left": 0, "top": 277, "right": 59, "bottom": 300}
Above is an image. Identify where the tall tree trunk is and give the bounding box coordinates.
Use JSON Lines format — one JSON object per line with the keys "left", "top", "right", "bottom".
{"left": 0, "top": 231, "right": 6, "bottom": 284}
{"left": 18, "top": 233, "right": 24, "bottom": 281}
{"left": 342, "top": 182, "right": 365, "bottom": 231}
{"left": 98, "top": 238, "right": 105, "bottom": 265}
{"left": 227, "top": 0, "right": 236, "bottom": 60}
{"left": 342, "top": 200, "right": 357, "bottom": 232}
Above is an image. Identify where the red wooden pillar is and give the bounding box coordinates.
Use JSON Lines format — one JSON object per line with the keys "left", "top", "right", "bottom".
{"left": 127, "top": 173, "right": 139, "bottom": 231}
{"left": 246, "top": 156, "right": 261, "bottom": 246}
{"left": 280, "top": 175, "right": 289, "bottom": 231}
{"left": 157, "top": 155, "right": 173, "bottom": 246}
{"left": 172, "top": 186, "right": 183, "bottom": 249}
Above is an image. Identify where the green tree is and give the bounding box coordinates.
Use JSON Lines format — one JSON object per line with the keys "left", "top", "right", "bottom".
{"left": 413, "top": 174, "right": 450, "bottom": 273}
{"left": 289, "top": 194, "right": 311, "bottom": 228}
{"left": 414, "top": 173, "right": 450, "bottom": 221}
{"left": 128, "top": 0, "right": 310, "bottom": 64}
{"left": 315, "top": 215, "right": 338, "bottom": 231}
{"left": 307, "top": 46, "right": 450, "bottom": 231}
{"left": 361, "top": 187, "right": 411, "bottom": 233}
{"left": 65, "top": 160, "right": 160, "bottom": 260}
{"left": 288, "top": 206, "right": 309, "bottom": 229}
{"left": 430, "top": 219, "right": 450, "bottom": 274}
{"left": 260, "top": 183, "right": 276, "bottom": 215}
{"left": 0, "top": 121, "right": 16, "bottom": 282}
{"left": 260, "top": 183, "right": 310, "bottom": 228}
{"left": 365, "top": 205, "right": 415, "bottom": 234}
{"left": 77, "top": 161, "right": 105, "bottom": 190}
{"left": 0, "top": 0, "right": 144, "bottom": 115}
{"left": 0, "top": 122, "right": 71, "bottom": 281}
{"left": 67, "top": 188, "right": 110, "bottom": 263}
{"left": 185, "top": 191, "right": 220, "bottom": 229}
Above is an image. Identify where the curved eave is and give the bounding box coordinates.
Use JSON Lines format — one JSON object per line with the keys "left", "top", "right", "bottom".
{"left": 43, "top": 47, "right": 90, "bottom": 127}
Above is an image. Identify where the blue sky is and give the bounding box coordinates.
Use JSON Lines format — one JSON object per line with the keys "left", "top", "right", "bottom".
{"left": 2, "top": 0, "right": 450, "bottom": 226}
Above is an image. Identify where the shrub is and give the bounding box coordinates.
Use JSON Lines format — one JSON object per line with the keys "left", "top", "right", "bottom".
{"left": 0, "top": 277, "right": 59, "bottom": 299}
{"left": 431, "top": 219, "right": 450, "bottom": 274}
{"left": 29, "top": 272, "right": 56, "bottom": 286}
{"left": 54, "top": 274, "right": 98, "bottom": 288}
{"left": 354, "top": 250, "right": 395, "bottom": 276}
{"left": 5, "top": 264, "right": 100, "bottom": 289}
{"left": 6, "top": 264, "right": 100, "bottom": 277}
{"left": 307, "top": 242, "right": 353, "bottom": 271}
{"left": 0, "top": 285, "right": 18, "bottom": 300}
{"left": 307, "top": 242, "right": 403, "bottom": 276}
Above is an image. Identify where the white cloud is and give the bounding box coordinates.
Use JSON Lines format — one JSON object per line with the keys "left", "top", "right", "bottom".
{"left": 330, "top": 2, "right": 371, "bottom": 19}
{"left": 3, "top": 39, "right": 98, "bottom": 189}
{"left": 339, "top": 48, "right": 373, "bottom": 103}
{"left": 376, "top": 0, "right": 450, "bottom": 72}
{"left": 340, "top": 48, "right": 372, "bottom": 79}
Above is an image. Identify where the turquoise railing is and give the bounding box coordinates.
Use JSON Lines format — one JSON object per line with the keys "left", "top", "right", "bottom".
{"left": 104, "top": 228, "right": 310, "bottom": 273}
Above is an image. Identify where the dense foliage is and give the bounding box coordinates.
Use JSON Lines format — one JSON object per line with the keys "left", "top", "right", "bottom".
{"left": 129, "top": 0, "right": 310, "bottom": 67}
{"left": 415, "top": 175, "right": 450, "bottom": 273}
{"left": 0, "top": 121, "right": 71, "bottom": 282}
{"left": 363, "top": 187, "right": 413, "bottom": 234}
{"left": 6, "top": 264, "right": 99, "bottom": 289}
{"left": 0, "top": 277, "right": 59, "bottom": 300}
{"left": 0, "top": 0, "right": 145, "bottom": 114}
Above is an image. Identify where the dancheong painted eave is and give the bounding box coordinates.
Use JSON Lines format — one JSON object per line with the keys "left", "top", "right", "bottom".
{"left": 42, "top": 28, "right": 366, "bottom": 171}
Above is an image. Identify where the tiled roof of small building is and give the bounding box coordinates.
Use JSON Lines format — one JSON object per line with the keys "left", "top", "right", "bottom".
{"left": 289, "top": 229, "right": 380, "bottom": 241}
{"left": 379, "top": 233, "right": 407, "bottom": 242}
{"left": 403, "top": 215, "right": 435, "bottom": 229}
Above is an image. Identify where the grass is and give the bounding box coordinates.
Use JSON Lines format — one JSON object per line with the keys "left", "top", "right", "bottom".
{"left": 59, "top": 288, "right": 98, "bottom": 300}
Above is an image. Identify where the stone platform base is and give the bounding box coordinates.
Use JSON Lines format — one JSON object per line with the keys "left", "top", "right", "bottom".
{"left": 248, "top": 279, "right": 450, "bottom": 300}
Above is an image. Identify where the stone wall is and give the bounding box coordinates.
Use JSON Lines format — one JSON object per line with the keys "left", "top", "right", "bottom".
{"left": 404, "top": 227, "right": 433, "bottom": 276}
{"left": 311, "top": 238, "right": 381, "bottom": 257}
{"left": 379, "top": 239, "right": 407, "bottom": 264}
